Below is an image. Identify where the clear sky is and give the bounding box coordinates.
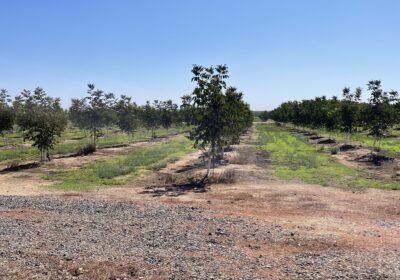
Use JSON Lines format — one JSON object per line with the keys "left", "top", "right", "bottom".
{"left": 0, "top": 0, "right": 399, "bottom": 110}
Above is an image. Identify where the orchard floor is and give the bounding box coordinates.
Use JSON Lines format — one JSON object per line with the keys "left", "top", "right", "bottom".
{"left": 0, "top": 134, "right": 183, "bottom": 196}
{"left": 0, "top": 130, "right": 399, "bottom": 279}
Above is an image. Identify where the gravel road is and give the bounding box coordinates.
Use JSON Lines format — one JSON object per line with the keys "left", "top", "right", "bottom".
{"left": 0, "top": 195, "right": 398, "bottom": 279}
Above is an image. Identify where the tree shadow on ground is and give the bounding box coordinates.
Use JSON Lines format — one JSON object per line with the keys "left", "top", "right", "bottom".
{"left": 355, "top": 153, "right": 394, "bottom": 166}
{"left": 139, "top": 179, "right": 207, "bottom": 197}
{"left": 0, "top": 162, "right": 40, "bottom": 173}
{"left": 174, "top": 162, "right": 206, "bottom": 173}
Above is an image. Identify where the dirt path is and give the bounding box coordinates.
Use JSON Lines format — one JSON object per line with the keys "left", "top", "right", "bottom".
{"left": 0, "top": 134, "right": 184, "bottom": 196}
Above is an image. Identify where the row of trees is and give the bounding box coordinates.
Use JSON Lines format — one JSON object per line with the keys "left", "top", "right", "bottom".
{"left": 0, "top": 87, "right": 190, "bottom": 159}
{"left": 264, "top": 80, "right": 399, "bottom": 146}
{"left": 0, "top": 65, "right": 253, "bottom": 166}
{"left": 69, "top": 84, "right": 185, "bottom": 145}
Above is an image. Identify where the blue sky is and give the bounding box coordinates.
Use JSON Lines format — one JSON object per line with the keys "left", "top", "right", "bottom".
{"left": 0, "top": 0, "right": 399, "bottom": 110}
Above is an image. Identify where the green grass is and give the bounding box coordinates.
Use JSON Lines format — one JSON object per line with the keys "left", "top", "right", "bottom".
{"left": 287, "top": 124, "right": 400, "bottom": 155}
{"left": 337, "top": 132, "right": 400, "bottom": 155}
{"left": 0, "top": 126, "right": 188, "bottom": 164}
{"left": 253, "top": 116, "right": 262, "bottom": 122}
{"left": 0, "top": 148, "right": 40, "bottom": 163}
{"left": 49, "top": 138, "right": 194, "bottom": 191}
{"left": 257, "top": 123, "right": 400, "bottom": 190}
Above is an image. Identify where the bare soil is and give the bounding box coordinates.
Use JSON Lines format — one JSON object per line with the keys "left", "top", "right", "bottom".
{"left": 0, "top": 130, "right": 399, "bottom": 279}
{"left": 334, "top": 147, "right": 400, "bottom": 181}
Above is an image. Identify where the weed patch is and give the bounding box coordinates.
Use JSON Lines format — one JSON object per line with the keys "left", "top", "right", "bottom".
{"left": 0, "top": 126, "right": 188, "bottom": 164}
{"left": 50, "top": 138, "right": 194, "bottom": 191}
{"left": 257, "top": 124, "right": 400, "bottom": 190}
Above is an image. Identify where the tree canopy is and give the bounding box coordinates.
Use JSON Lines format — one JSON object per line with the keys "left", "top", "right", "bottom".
{"left": 0, "top": 89, "right": 14, "bottom": 145}
{"left": 268, "top": 80, "right": 400, "bottom": 148}
{"left": 186, "top": 64, "right": 253, "bottom": 179}
{"left": 15, "top": 87, "right": 67, "bottom": 161}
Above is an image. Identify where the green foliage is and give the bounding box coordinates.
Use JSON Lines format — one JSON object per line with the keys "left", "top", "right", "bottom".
{"left": 51, "top": 138, "right": 193, "bottom": 191}
{"left": 15, "top": 88, "right": 67, "bottom": 161}
{"left": 188, "top": 64, "right": 229, "bottom": 156}
{"left": 363, "top": 80, "right": 398, "bottom": 146}
{"left": 114, "top": 95, "right": 139, "bottom": 141}
{"left": 180, "top": 94, "right": 194, "bottom": 126}
{"left": 140, "top": 100, "right": 161, "bottom": 139}
{"left": 186, "top": 64, "right": 252, "bottom": 179}
{"left": 340, "top": 87, "right": 362, "bottom": 138}
{"left": 188, "top": 65, "right": 251, "bottom": 151}
{"left": 69, "top": 98, "right": 88, "bottom": 131}
{"left": 325, "top": 99, "right": 341, "bottom": 134}
{"left": 330, "top": 146, "right": 339, "bottom": 155}
{"left": 76, "top": 143, "right": 96, "bottom": 156}
{"left": 259, "top": 111, "right": 270, "bottom": 121}
{"left": 0, "top": 89, "right": 14, "bottom": 145}
{"left": 223, "top": 87, "right": 253, "bottom": 145}
{"left": 69, "top": 84, "right": 116, "bottom": 146}
{"left": 158, "top": 99, "right": 178, "bottom": 130}
{"left": 268, "top": 80, "right": 400, "bottom": 149}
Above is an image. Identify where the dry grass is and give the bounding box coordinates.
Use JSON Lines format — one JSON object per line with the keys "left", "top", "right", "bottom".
{"left": 224, "top": 148, "right": 255, "bottom": 165}
{"left": 208, "top": 169, "right": 236, "bottom": 184}
{"left": 66, "top": 261, "right": 143, "bottom": 279}
{"left": 158, "top": 172, "right": 178, "bottom": 184}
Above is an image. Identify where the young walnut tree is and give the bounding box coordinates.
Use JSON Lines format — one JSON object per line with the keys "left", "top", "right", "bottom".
{"left": 187, "top": 65, "right": 252, "bottom": 181}
{"left": 69, "top": 84, "right": 116, "bottom": 147}
{"left": 364, "top": 80, "right": 398, "bottom": 147}
{"left": 114, "top": 95, "right": 139, "bottom": 142}
{"left": 15, "top": 88, "right": 67, "bottom": 161}
{"left": 140, "top": 100, "right": 161, "bottom": 140}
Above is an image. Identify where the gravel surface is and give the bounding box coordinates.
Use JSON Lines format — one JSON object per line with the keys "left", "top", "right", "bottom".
{"left": 0, "top": 196, "right": 399, "bottom": 279}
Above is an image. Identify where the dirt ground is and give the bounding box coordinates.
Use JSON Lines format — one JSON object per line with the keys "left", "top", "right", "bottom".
{"left": 0, "top": 130, "right": 399, "bottom": 279}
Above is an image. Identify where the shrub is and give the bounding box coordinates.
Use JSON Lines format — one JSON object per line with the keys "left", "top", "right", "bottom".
{"left": 76, "top": 144, "right": 96, "bottom": 156}
{"left": 330, "top": 147, "right": 339, "bottom": 155}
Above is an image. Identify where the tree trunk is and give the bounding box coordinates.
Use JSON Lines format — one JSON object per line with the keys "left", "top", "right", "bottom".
{"left": 199, "top": 148, "right": 212, "bottom": 184}
{"left": 93, "top": 128, "right": 97, "bottom": 147}
{"left": 211, "top": 142, "right": 216, "bottom": 169}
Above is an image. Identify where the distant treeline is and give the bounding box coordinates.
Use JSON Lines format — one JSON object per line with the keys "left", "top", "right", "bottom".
{"left": 259, "top": 80, "right": 399, "bottom": 145}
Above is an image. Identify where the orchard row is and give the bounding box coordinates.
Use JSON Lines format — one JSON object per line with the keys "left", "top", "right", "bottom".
{"left": 0, "top": 65, "right": 252, "bottom": 165}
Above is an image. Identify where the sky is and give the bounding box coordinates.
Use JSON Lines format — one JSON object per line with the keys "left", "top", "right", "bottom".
{"left": 0, "top": 0, "right": 399, "bottom": 110}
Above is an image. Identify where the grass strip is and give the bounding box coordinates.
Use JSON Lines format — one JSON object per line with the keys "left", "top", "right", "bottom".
{"left": 0, "top": 126, "right": 188, "bottom": 163}
{"left": 286, "top": 124, "right": 400, "bottom": 155}
{"left": 257, "top": 123, "right": 400, "bottom": 190}
{"left": 49, "top": 138, "right": 194, "bottom": 191}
